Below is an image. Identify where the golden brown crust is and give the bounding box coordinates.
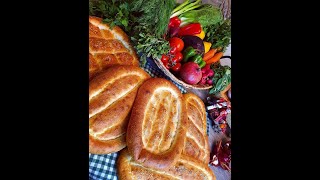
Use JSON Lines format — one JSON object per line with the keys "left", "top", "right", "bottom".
{"left": 89, "top": 16, "right": 139, "bottom": 80}
{"left": 89, "top": 134, "right": 126, "bottom": 154}
{"left": 117, "top": 148, "right": 216, "bottom": 180}
{"left": 89, "top": 65, "right": 150, "bottom": 154}
{"left": 183, "top": 93, "right": 210, "bottom": 164}
{"left": 126, "top": 78, "right": 187, "bottom": 170}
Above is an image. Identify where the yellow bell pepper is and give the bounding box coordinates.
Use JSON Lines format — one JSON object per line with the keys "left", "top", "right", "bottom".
{"left": 203, "top": 41, "right": 212, "bottom": 54}
{"left": 195, "top": 30, "right": 205, "bottom": 39}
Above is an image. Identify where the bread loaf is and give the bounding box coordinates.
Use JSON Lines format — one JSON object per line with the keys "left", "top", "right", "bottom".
{"left": 89, "top": 16, "right": 139, "bottom": 80}
{"left": 89, "top": 65, "right": 150, "bottom": 154}
{"left": 183, "top": 93, "right": 210, "bottom": 164}
{"left": 117, "top": 148, "right": 216, "bottom": 180}
{"left": 126, "top": 78, "right": 187, "bottom": 170}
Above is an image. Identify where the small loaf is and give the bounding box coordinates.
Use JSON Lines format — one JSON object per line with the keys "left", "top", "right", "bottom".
{"left": 126, "top": 78, "right": 187, "bottom": 170}
{"left": 183, "top": 93, "right": 210, "bottom": 164}
{"left": 89, "top": 16, "right": 139, "bottom": 80}
{"left": 89, "top": 65, "right": 150, "bottom": 154}
{"left": 117, "top": 148, "right": 216, "bottom": 180}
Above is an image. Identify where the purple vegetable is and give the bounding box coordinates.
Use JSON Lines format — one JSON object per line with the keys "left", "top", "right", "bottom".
{"left": 169, "top": 27, "right": 180, "bottom": 38}
{"left": 181, "top": 35, "right": 204, "bottom": 56}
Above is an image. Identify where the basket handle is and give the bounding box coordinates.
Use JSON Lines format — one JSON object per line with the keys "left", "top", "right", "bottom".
{"left": 221, "top": 56, "right": 231, "bottom": 60}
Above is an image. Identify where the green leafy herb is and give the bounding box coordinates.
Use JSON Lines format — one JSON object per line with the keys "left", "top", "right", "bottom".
{"left": 130, "top": 0, "right": 176, "bottom": 38}
{"left": 209, "top": 63, "right": 231, "bottom": 95}
{"left": 204, "top": 18, "right": 231, "bottom": 52}
{"left": 89, "top": 0, "right": 132, "bottom": 31}
{"left": 131, "top": 24, "right": 170, "bottom": 66}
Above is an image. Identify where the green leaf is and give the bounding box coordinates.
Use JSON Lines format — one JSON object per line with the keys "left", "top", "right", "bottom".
{"left": 145, "top": 46, "right": 152, "bottom": 53}
{"left": 89, "top": 0, "right": 132, "bottom": 31}
{"left": 121, "top": 19, "right": 128, "bottom": 26}
{"left": 109, "top": 21, "right": 116, "bottom": 29}
{"left": 209, "top": 63, "right": 231, "bottom": 95}
{"left": 209, "top": 88, "right": 216, "bottom": 94}
{"left": 140, "top": 54, "right": 147, "bottom": 66}
{"left": 139, "top": 33, "right": 145, "bottom": 38}
{"left": 98, "top": 4, "right": 106, "bottom": 11}
{"left": 119, "top": 3, "right": 128, "bottom": 10}
{"left": 215, "top": 78, "right": 223, "bottom": 90}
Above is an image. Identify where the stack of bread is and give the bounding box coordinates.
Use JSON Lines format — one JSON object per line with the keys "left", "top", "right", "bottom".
{"left": 89, "top": 16, "right": 215, "bottom": 180}
{"left": 89, "top": 16, "right": 139, "bottom": 80}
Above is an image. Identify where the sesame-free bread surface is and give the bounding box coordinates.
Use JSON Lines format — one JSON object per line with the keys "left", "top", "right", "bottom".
{"left": 89, "top": 16, "right": 139, "bottom": 80}
{"left": 126, "top": 78, "right": 187, "bottom": 170}
{"left": 89, "top": 65, "right": 150, "bottom": 154}
{"left": 117, "top": 148, "right": 216, "bottom": 180}
{"left": 183, "top": 93, "right": 210, "bottom": 164}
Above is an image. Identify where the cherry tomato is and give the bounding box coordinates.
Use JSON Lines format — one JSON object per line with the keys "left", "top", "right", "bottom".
{"left": 171, "top": 63, "right": 181, "bottom": 72}
{"left": 161, "top": 54, "right": 169, "bottom": 63}
{"left": 169, "top": 37, "right": 184, "bottom": 53}
{"left": 163, "top": 61, "right": 171, "bottom": 69}
{"left": 170, "top": 46, "right": 177, "bottom": 54}
{"left": 171, "top": 52, "right": 183, "bottom": 63}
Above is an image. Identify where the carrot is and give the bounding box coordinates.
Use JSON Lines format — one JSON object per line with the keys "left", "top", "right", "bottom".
{"left": 203, "top": 49, "right": 217, "bottom": 61}
{"left": 206, "top": 52, "right": 224, "bottom": 65}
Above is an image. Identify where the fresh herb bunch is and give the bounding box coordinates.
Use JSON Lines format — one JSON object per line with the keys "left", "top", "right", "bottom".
{"left": 204, "top": 18, "right": 231, "bottom": 52}
{"left": 131, "top": 24, "right": 170, "bottom": 66}
{"left": 129, "top": 0, "right": 174, "bottom": 64}
{"left": 209, "top": 63, "right": 231, "bottom": 95}
{"left": 89, "top": 0, "right": 132, "bottom": 31}
{"left": 130, "top": 0, "right": 176, "bottom": 38}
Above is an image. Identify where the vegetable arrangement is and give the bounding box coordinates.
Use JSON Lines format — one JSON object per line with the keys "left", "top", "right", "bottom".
{"left": 89, "top": 0, "right": 231, "bottom": 95}
{"left": 162, "top": 0, "right": 231, "bottom": 93}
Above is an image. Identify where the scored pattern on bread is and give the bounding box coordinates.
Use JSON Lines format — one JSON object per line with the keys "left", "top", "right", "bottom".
{"left": 183, "top": 93, "right": 210, "bottom": 164}
{"left": 142, "top": 88, "right": 181, "bottom": 153}
{"left": 126, "top": 78, "right": 187, "bottom": 170}
{"left": 89, "top": 16, "right": 139, "bottom": 80}
{"left": 117, "top": 148, "right": 216, "bottom": 180}
{"left": 89, "top": 65, "right": 150, "bottom": 154}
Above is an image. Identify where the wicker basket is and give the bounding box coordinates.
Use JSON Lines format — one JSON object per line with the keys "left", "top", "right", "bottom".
{"left": 154, "top": 0, "right": 231, "bottom": 91}
{"left": 154, "top": 59, "right": 213, "bottom": 90}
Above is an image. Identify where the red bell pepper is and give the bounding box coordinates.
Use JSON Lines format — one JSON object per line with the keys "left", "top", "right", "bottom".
{"left": 168, "top": 16, "right": 181, "bottom": 28}
{"left": 178, "top": 23, "right": 201, "bottom": 36}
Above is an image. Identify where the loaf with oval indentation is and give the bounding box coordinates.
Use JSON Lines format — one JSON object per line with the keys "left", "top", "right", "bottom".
{"left": 89, "top": 65, "right": 150, "bottom": 154}
{"left": 126, "top": 78, "right": 187, "bottom": 170}
{"left": 183, "top": 93, "right": 210, "bottom": 164}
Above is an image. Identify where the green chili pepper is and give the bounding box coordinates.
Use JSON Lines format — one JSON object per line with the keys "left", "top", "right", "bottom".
{"left": 182, "top": 46, "right": 197, "bottom": 63}
{"left": 190, "top": 54, "right": 203, "bottom": 64}
{"left": 198, "top": 60, "right": 206, "bottom": 68}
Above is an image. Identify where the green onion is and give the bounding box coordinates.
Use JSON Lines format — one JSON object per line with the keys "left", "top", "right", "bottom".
{"left": 170, "top": 0, "right": 201, "bottom": 18}
{"left": 171, "top": 0, "right": 190, "bottom": 14}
